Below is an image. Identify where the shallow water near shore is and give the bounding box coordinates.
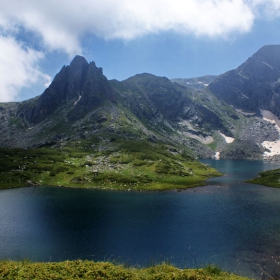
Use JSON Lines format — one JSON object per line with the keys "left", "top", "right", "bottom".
{"left": 1, "top": 160, "right": 280, "bottom": 279}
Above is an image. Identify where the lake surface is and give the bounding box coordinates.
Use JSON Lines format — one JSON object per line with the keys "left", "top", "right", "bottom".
{"left": 1, "top": 160, "right": 280, "bottom": 279}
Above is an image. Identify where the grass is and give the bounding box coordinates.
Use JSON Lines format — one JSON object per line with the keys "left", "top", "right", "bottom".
{"left": 0, "top": 137, "right": 221, "bottom": 191}
{"left": 0, "top": 260, "right": 251, "bottom": 280}
{"left": 246, "top": 168, "right": 280, "bottom": 188}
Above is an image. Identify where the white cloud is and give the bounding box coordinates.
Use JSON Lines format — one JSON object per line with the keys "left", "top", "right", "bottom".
{"left": 104, "top": 0, "right": 254, "bottom": 38}
{"left": 1, "top": 0, "right": 280, "bottom": 54}
{"left": 0, "top": 0, "right": 263, "bottom": 56}
{"left": 0, "top": 35, "right": 51, "bottom": 102}
{"left": 0, "top": 0, "right": 280, "bottom": 101}
{"left": 250, "top": 0, "right": 280, "bottom": 17}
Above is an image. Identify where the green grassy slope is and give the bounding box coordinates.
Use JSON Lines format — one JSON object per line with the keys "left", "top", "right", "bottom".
{"left": 0, "top": 260, "right": 251, "bottom": 280}
{"left": 247, "top": 168, "right": 280, "bottom": 188}
{"left": 0, "top": 136, "right": 220, "bottom": 191}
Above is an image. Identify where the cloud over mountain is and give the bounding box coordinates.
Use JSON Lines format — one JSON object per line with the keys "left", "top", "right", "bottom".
{"left": 0, "top": 0, "right": 280, "bottom": 101}
{"left": 0, "top": 35, "right": 51, "bottom": 102}
{"left": 0, "top": 0, "right": 256, "bottom": 54}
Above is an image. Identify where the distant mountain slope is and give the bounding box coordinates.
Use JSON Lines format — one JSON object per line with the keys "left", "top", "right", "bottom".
{"left": 171, "top": 75, "right": 217, "bottom": 90}
{"left": 0, "top": 45, "right": 280, "bottom": 160}
{"left": 208, "top": 45, "right": 280, "bottom": 117}
{"left": 111, "top": 73, "right": 236, "bottom": 139}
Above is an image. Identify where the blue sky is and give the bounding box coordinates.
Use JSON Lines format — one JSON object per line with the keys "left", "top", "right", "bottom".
{"left": 1, "top": 0, "right": 280, "bottom": 102}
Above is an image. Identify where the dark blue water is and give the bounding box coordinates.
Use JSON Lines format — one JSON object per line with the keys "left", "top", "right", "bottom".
{"left": 1, "top": 160, "right": 280, "bottom": 279}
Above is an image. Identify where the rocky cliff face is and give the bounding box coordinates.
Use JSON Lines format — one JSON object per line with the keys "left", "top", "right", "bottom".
{"left": 1, "top": 46, "right": 280, "bottom": 160}
{"left": 18, "top": 55, "right": 115, "bottom": 125}
{"left": 208, "top": 45, "right": 280, "bottom": 117}
{"left": 112, "top": 73, "right": 235, "bottom": 137}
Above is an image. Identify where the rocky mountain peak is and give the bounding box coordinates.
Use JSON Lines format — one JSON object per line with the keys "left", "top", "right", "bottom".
{"left": 70, "top": 55, "right": 88, "bottom": 68}
{"left": 208, "top": 44, "right": 280, "bottom": 117}
{"left": 3, "top": 44, "right": 280, "bottom": 161}
{"left": 18, "top": 56, "right": 115, "bottom": 124}
{"left": 252, "top": 44, "right": 280, "bottom": 62}
{"left": 67, "top": 56, "right": 89, "bottom": 88}
{"left": 238, "top": 44, "right": 280, "bottom": 82}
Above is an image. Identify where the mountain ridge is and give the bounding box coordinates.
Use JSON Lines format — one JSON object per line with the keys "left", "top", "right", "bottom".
{"left": 2, "top": 45, "right": 280, "bottom": 190}
{"left": 208, "top": 44, "right": 280, "bottom": 118}
{"left": 1, "top": 45, "right": 280, "bottom": 161}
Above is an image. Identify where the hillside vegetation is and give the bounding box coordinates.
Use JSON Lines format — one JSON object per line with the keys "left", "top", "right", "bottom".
{"left": 0, "top": 260, "right": 251, "bottom": 280}
{"left": 247, "top": 168, "right": 280, "bottom": 188}
{"left": 0, "top": 136, "right": 220, "bottom": 191}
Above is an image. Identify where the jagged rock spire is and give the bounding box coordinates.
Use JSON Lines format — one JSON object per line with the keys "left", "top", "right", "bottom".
{"left": 20, "top": 56, "right": 115, "bottom": 124}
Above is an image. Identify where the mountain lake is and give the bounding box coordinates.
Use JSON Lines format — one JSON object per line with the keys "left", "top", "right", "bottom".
{"left": 1, "top": 159, "right": 280, "bottom": 279}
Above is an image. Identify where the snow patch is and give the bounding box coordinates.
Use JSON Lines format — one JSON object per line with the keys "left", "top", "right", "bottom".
{"left": 214, "top": 152, "right": 220, "bottom": 160}
{"left": 261, "top": 110, "right": 280, "bottom": 158}
{"left": 219, "top": 131, "right": 234, "bottom": 143}
{"left": 262, "top": 140, "right": 280, "bottom": 157}
{"left": 262, "top": 62, "right": 274, "bottom": 70}
{"left": 240, "top": 93, "right": 249, "bottom": 99}
{"left": 232, "top": 106, "right": 255, "bottom": 116}
{"left": 260, "top": 109, "right": 280, "bottom": 129}
{"left": 74, "top": 95, "right": 82, "bottom": 105}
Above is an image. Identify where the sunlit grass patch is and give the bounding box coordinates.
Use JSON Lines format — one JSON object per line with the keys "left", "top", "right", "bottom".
{"left": 0, "top": 137, "right": 221, "bottom": 191}
{"left": 0, "top": 260, "right": 251, "bottom": 280}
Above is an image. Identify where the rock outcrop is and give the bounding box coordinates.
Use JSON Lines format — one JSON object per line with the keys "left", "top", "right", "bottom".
{"left": 1, "top": 45, "right": 280, "bottom": 160}
{"left": 208, "top": 45, "right": 280, "bottom": 117}
{"left": 18, "top": 55, "right": 116, "bottom": 125}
